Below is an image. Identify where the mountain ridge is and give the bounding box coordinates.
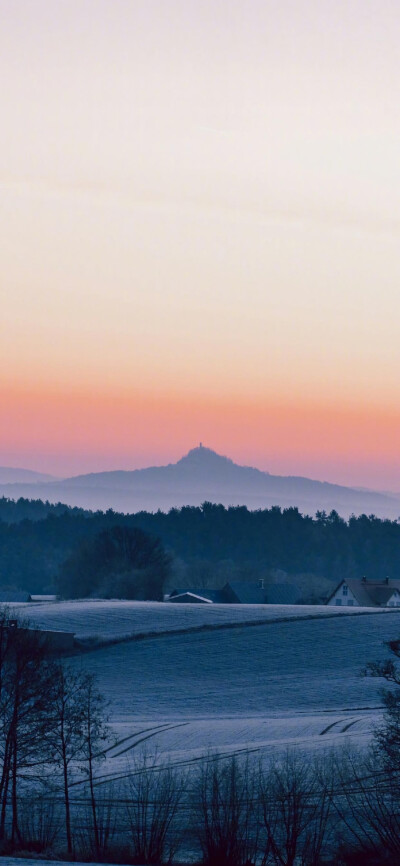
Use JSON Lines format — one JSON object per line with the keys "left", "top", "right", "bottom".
{"left": 0, "top": 467, "right": 57, "bottom": 484}
{"left": 0, "top": 446, "right": 399, "bottom": 518}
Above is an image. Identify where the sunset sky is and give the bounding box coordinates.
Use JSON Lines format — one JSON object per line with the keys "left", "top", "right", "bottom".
{"left": 1, "top": 0, "right": 400, "bottom": 488}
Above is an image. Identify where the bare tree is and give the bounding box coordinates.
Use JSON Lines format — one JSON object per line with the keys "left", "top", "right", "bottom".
{"left": 259, "top": 750, "right": 333, "bottom": 866}
{"left": 44, "top": 664, "right": 87, "bottom": 855}
{"left": 366, "top": 640, "right": 400, "bottom": 771}
{"left": 0, "top": 611, "right": 112, "bottom": 857}
{"left": 125, "top": 751, "right": 184, "bottom": 865}
{"left": 333, "top": 745, "right": 400, "bottom": 862}
{"left": 17, "top": 791, "right": 62, "bottom": 854}
{"left": 79, "top": 673, "right": 112, "bottom": 858}
{"left": 193, "top": 753, "right": 260, "bottom": 866}
{"left": 77, "top": 781, "right": 118, "bottom": 862}
{"left": 44, "top": 664, "right": 112, "bottom": 857}
{"left": 0, "top": 617, "right": 55, "bottom": 846}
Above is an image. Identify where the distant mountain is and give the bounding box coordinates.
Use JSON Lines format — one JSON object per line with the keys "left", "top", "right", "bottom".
{"left": 1, "top": 446, "right": 400, "bottom": 519}
{"left": 0, "top": 467, "right": 57, "bottom": 485}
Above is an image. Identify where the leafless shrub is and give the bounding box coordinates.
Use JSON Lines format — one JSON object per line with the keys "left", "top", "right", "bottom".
{"left": 125, "top": 751, "right": 184, "bottom": 864}
{"left": 259, "top": 749, "right": 333, "bottom": 866}
{"left": 333, "top": 745, "right": 400, "bottom": 862}
{"left": 76, "top": 783, "right": 119, "bottom": 861}
{"left": 17, "top": 792, "right": 62, "bottom": 853}
{"left": 193, "top": 753, "right": 260, "bottom": 866}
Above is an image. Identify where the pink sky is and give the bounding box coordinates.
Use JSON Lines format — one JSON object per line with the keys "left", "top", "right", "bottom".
{"left": 2, "top": 382, "right": 400, "bottom": 489}
{"left": 1, "top": 1, "right": 400, "bottom": 488}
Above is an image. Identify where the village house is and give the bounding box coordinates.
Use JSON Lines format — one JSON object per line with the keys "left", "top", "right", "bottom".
{"left": 326, "top": 577, "right": 400, "bottom": 608}
{"left": 167, "top": 591, "right": 215, "bottom": 604}
{"left": 168, "top": 580, "right": 300, "bottom": 605}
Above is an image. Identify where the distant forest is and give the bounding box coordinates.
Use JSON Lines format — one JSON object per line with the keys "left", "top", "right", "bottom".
{"left": 1, "top": 496, "right": 400, "bottom": 598}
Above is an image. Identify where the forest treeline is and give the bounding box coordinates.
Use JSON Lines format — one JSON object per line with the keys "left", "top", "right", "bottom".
{"left": 1, "top": 497, "right": 400, "bottom": 595}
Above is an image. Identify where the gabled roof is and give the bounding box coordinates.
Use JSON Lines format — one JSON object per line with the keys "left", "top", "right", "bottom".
{"left": 169, "top": 592, "right": 214, "bottom": 604}
{"left": 169, "top": 588, "right": 226, "bottom": 603}
{"left": 265, "top": 584, "right": 300, "bottom": 605}
{"left": 223, "top": 581, "right": 266, "bottom": 604}
{"left": 170, "top": 582, "right": 302, "bottom": 605}
{"left": 361, "top": 584, "right": 400, "bottom": 606}
{"left": 326, "top": 578, "right": 400, "bottom": 607}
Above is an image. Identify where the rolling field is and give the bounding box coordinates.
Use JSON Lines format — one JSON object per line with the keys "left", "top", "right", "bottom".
{"left": 74, "top": 613, "right": 397, "bottom": 717}
{"left": 5, "top": 600, "right": 400, "bottom": 861}
{"left": 57, "top": 607, "right": 400, "bottom": 783}
{"left": 6, "top": 600, "right": 400, "bottom": 779}
{"left": 14, "top": 598, "right": 395, "bottom": 642}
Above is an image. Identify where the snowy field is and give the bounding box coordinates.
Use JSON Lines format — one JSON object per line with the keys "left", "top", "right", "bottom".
{"left": 10, "top": 598, "right": 397, "bottom": 642}
{"left": 3, "top": 603, "right": 399, "bottom": 864}
{"left": 56, "top": 608, "right": 400, "bottom": 786}
{"left": 5, "top": 600, "right": 400, "bottom": 781}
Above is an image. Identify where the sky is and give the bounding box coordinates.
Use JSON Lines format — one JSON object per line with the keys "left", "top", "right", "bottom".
{"left": 1, "top": 0, "right": 400, "bottom": 488}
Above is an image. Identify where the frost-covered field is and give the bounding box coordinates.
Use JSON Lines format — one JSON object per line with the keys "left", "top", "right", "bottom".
{"left": 60, "top": 609, "right": 400, "bottom": 781}
{"left": 11, "top": 609, "right": 398, "bottom": 866}
{"left": 12, "top": 598, "right": 396, "bottom": 641}
{"left": 6, "top": 600, "right": 400, "bottom": 774}
{"left": 78, "top": 613, "right": 396, "bottom": 717}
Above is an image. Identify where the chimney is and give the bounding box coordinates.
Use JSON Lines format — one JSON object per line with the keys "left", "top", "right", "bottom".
{"left": 385, "top": 576, "right": 389, "bottom": 584}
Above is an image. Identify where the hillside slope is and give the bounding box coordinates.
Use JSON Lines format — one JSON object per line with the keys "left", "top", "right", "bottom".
{"left": 62, "top": 606, "right": 399, "bottom": 765}
{"left": 1, "top": 446, "right": 399, "bottom": 517}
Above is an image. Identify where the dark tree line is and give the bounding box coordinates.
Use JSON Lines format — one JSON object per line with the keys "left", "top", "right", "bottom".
{"left": 0, "top": 496, "right": 86, "bottom": 523}
{"left": 57, "top": 525, "right": 171, "bottom": 599}
{"left": 2, "top": 497, "right": 400, "bottom": 593}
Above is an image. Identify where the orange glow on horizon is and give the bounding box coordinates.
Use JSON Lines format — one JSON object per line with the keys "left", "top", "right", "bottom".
{"left": 2, "top": 2, "right": 400, "bottom": 494}
{"left": 2, "top": 382, "right": 400, "bottom": 489}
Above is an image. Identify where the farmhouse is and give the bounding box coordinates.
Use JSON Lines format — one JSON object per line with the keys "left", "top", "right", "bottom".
{"left": 169, "top": 592, "right": 214, "bottom": 604}
{"left": 223, "top": 580, "right": 300, "bottom": 604}
{"left": 168, "top": 580, "right": 300, "bottom": 605}
{"left": 326, "top": 577, "right": 400, "bottom": 608}
{"left": 169, "top": 588, "right": 227, "bottom": 604}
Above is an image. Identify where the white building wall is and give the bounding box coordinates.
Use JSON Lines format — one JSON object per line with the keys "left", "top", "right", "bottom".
{"left": 327, "top": 583, "right": 360, "bottom": 607}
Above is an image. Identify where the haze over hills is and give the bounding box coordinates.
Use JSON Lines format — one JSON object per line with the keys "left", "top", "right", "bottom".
{"left": 0, "top": 467, "right": 57, "bottom": 485}
{"left": 1, "top": 446, "right": 400, "bottom": 519}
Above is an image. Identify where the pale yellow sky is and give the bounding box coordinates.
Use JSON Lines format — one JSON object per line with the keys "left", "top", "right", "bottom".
{"left": 1, "top": 1, "right": 400, "bottom": 483}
